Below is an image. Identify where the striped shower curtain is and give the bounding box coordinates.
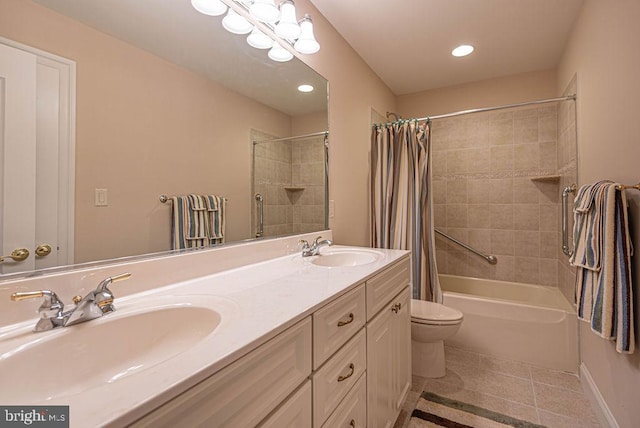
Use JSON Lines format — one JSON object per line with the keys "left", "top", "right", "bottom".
{"left": 371, "top": 120, "right": 442, "bottom": 302}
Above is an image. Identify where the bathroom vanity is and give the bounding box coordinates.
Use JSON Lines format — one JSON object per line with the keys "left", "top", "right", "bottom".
{"left": 0, "top": 232, "right": 411, "bottom": 427}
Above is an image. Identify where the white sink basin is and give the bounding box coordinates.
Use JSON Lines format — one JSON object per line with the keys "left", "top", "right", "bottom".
{"left": 311, "top": 248, "right": 383, "bottom": 267}
{"left": 0, "top": 295, "right": 232, "bottom": 403}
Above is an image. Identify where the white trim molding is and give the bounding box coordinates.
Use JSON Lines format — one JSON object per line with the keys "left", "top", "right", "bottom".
{"left": 580, "top": 363, "right": 619, "bottom": 428}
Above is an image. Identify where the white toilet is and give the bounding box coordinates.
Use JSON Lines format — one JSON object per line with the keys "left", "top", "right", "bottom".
{"left": 410, "top": 299, "right": 464, "bottom": 378}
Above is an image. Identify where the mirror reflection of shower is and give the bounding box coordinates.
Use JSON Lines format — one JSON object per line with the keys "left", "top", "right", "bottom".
{"left": 251, "top": 130, "right": 329, "bottom": 238}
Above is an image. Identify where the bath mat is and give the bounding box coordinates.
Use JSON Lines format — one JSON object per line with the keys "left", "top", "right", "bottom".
{"left": 409, "top": 391, "right": 546, "bottom": 428}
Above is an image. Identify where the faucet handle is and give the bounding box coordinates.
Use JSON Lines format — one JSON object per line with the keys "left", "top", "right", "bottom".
{"left": 312, "top": 236, "right": 323, "bottom": 246}
{"left": 94, "top": 272, "right": 131, "bottom": 313}
{"left": 96, "top": 272, "right": 132, "bottom": 291}
{"left": 11, "top": 290, "right": 64, "bottom": 312}
{"left": 10, "top": 290, "right": 66, "bottom": 331}
{"left": 298, "top": 239, "right": 310, "bottom": 250}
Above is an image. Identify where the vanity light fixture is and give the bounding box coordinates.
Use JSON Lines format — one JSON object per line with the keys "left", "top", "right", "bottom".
{"left": 192, "top": 0, "right": 321, "bottom": 62}
{"left": 294, "top": 14, "right": 320, "bottom": 54}
{"left": 250, "top": 0, "right": 280, "bottom": 24}
{"left": 451, "top": 44, "right": 474, "bottom": 57}
{"left": 222, "top": 8, "right": 254, "bottom": 34}
{"left": 191, "top": 0, "right": 228, "bottom": 16}
{"left": 297, "top": 84, "right": 314, "bottom": 92}
{"left": 275, "top": 0, "right": 301, "bottom": 39}
{"left": 247, "top": 27, "right": 273, "bottom": 49}
{"left": 268, "top": 41, "right": 294, "bottom": 62}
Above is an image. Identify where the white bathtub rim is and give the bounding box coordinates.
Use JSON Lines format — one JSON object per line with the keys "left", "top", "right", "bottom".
{"left": 439, "top": 273, "right": 576, "bottom": 314}
{"left": 442, "top": 290, "right": 576, "bottom": 315}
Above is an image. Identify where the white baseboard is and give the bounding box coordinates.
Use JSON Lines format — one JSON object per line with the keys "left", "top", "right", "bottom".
{"left": 580, "top": 363, "right": 619, "bottom": 428}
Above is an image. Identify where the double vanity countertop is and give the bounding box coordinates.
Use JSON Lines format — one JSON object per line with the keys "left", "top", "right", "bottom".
{"left": 0, "top": 243, "right": 409, "bottom": 427}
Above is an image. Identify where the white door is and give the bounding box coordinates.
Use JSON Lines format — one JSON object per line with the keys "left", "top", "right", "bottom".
{"left": 0, "top": 40, "right": 74, "bottom": 274}
{"left": 0, "top": 43, "right": 37, "bottom": 274}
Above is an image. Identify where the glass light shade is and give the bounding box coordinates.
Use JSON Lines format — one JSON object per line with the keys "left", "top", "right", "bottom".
{"left": 268, "top": 42, "right": 293, "bottom": 62}
{"left": 250, "top": 0, "right": 280, "bottom": 24}
{"left": 294, "top": 15, "right": 320, "bottom": 54}
{"left": 191, "top": 0, "right": 227, "bottom": 16}
{"left": 222, "top": 9, "right": 254, "bottom": 35}
{"left": 275, "top": 0, "right": 301, "bottom": 40}
{"left": 247, "top": 27, "right": 273, "bottom": 49}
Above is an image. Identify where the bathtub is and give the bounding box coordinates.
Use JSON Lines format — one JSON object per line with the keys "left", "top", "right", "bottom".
{"left": 440, "top": 274, "right": 579, "bottom": 373}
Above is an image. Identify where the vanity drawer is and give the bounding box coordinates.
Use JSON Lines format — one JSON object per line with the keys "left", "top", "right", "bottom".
{"left": 312, "top": 328, "right": 366, "bottom": 427}
{"left": 313, "top": 283, "right": 366, "bottom": 369}
{"left": 259, "top": 380, "right": 312, "bottom": 428}
{"left": 322, "top": 372, "right": 367, "bottom": 428}
{"left": 366, "top": 258, "right": 410, "bottom": 320}
{"left": 131, "top": 317, "right": 312, "bottom": 428}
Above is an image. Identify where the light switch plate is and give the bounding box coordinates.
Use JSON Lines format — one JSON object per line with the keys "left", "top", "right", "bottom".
{"left": 95, "top": 188, "right": 108, "bottom": 206}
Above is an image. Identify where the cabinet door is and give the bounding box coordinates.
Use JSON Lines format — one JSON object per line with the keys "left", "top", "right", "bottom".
{"left": 392, "top": 287, "right": 411, "bottom": 411}
{"left": 132, "top": 318, "right": 312, "bottom": 428}
{"left": 366, "top": 300, "right": 395, "bottom": 428}
{"left": 367, "top": 286, "right": 411, "bottom": 428}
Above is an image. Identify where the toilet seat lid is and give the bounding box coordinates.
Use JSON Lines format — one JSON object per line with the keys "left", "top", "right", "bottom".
{"left": 410, "top": 299, "right": 463, "bottom": 324}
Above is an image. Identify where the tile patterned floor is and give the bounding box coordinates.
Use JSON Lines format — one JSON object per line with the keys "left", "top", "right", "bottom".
{"left": 394, "top": 346, "right": 603, "bottom": 428}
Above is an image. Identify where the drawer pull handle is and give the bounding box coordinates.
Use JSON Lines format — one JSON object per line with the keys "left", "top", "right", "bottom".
{"left": 391, "top": 302, "right": 402, "bottom": 313}
{"left": 337, "top": 363, "right": 355, "bottom": 382}
{"left": 350, "top": 419, "right": 356, "bottom": 428}
{"left": 337, "top": 312, "right": 354, "bottom": 327}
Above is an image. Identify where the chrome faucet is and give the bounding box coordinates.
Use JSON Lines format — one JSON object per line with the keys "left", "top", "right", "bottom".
{"left": 300, "top": 236, "right": 334, "bottom": 257}
{"left": 10, "top": 272, "right": 131, "bottom": 332}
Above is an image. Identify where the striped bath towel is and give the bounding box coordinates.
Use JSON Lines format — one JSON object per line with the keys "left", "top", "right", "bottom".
{"left": 571, "top": 181, "right": 635, "bottom": 353}
{"left": 171, "top": 194, "right": 227, "bottom": 249}
{"left": 205, "top": 195, "right": 226, "bottom": 244}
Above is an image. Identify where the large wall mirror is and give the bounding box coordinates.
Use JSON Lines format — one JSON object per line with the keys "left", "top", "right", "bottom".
{"left": 0, "top": 0, "right": 328, "bottom": 278}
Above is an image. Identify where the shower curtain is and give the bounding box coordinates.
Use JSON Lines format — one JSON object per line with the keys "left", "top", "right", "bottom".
{"left": 370, "top": 119, "right": 442, "bottom": 302}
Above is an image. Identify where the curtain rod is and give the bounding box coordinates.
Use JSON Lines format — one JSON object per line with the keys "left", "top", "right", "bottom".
{"left": 415, "top": 94, "right": 576, "bottom": 122}
{"left": 253, "top": 131, "right": 328, "bottom": 145}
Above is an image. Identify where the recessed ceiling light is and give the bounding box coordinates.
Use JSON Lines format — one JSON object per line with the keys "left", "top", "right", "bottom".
{"left": 451, "top": 44, "right": 474, "bottom": 57}
{"left": 297, "top": 84, "right": 314, "bottom": 93}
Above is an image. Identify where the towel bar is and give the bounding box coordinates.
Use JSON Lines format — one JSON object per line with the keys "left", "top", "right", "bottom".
{"left": 615, "top": 183, "right": 640, "bottom": 191}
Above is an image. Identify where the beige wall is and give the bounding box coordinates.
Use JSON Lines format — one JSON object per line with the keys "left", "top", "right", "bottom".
{"left": 294, "top": 0, "right": 397, "bottom": 247}
{"left": 398, "top": 69, "right": 557, "bottom": 117}
{"left": 558, "top": 1, "right": 640, "bottom": 426}
{"left": 1, "top": 0, "right": 293, "bottom": 263}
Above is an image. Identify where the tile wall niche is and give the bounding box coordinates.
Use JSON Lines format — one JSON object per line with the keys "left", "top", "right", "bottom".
{"left": 432, "top": 105, "right": 562, "bottom": 286}
{"left": 252, "top": 130, "right": 326, "bottom": 238}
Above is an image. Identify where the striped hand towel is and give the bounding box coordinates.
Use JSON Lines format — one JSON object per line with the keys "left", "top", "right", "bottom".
{"left": 570, "top": 180, "right": 612, "bottom": 271}
{"left": 171, "top": 194, "right": 210, "bottom": 250}
{"left": 572, "top": 182, "right": 635, "bottom": 353}
{"left": 205, "top": 195, "right": 226, "bottom": 244}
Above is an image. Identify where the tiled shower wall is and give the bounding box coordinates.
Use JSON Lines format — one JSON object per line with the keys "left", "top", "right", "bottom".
{"left": 252, "top": 130, "right": 326, "bottom": 238}
{"left": 432, "top": 105, "right": 561, "bottom": 286}
{"left": 291, "top": 137, "right": 326, "bottom": 234}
